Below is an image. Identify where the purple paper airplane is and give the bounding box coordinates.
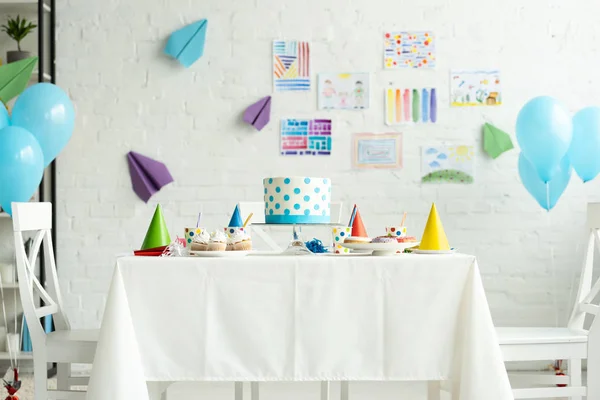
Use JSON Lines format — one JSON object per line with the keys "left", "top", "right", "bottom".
{"left": 243, "top": 96, "right": 271, "bottom": 131}
{"left": 127, "top": 151, "right": 174, "bottom": 203}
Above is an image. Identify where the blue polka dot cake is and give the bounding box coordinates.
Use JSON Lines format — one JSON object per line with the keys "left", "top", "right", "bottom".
{"left": 263, "top": 177, "right": 331, "bottom": 224}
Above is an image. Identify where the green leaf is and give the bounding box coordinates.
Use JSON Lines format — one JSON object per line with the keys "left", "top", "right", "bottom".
{"left": 483, "top": 123, "right": 514, "bottom": 159}
{"left": 0, "top": 56, "right": 38, "bottom": 103}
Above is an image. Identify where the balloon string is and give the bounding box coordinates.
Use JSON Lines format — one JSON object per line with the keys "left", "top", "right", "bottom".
{"left": 546, "top": 182, "right": 550, "bottom": 211}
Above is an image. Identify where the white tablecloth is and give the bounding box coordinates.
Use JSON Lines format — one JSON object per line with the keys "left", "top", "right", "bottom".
{"left": 87, "top": 254, "right": 512, "bottom": 400}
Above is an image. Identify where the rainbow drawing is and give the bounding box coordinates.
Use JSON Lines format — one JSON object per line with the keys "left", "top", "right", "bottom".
{"left": 385, "top": 87, "right": 437, "bottom": 125}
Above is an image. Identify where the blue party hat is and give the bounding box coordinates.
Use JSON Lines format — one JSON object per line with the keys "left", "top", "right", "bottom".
{"left": 228, "top": 205, "right": 243, "bottom": 227}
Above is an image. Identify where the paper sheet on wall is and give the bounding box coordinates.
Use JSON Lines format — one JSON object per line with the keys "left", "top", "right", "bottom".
{"left": 353, "top": 133, "right": 402, "bottom": 169}
{"left": 384, "top": 31, "right": 435, "bottom": 69}
{"left": 280, "top": 119, "right": 332, "bottom": 156}
{"left": 450, "top": 70, "right": 502, "bottom": 107}
{"left": 273, "top": 41, "right": 310, "bottom": 91}
{"left": 421, "top": 145, "right": 474, "bottom": 183}
{"left": 385, "top": 87, "right": 437, "bottom": 125}
{"left": 318, "top": 73, "right": 370, "bottom": 110}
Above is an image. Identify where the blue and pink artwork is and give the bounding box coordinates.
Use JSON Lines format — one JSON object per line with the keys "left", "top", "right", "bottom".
{"left": 280, "top": 119, "right": 332, "bottom": 156}
{"left": 385, "top": 87, "right": 437, "bottom": 125}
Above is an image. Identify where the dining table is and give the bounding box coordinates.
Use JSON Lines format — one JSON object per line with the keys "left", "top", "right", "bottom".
{"left": 86, "top": 253, "right": 513, "bottom": 400}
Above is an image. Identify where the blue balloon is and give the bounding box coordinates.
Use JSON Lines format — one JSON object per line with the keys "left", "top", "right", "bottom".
{"left": 0, "top": 126, "right": 44, "bottom": 216}
{"left": 516, "top": 96, "right": 572, "bottom": 182}
{"left": 518, "top": 153, "right": 571, "bottom": 211}
{"left": 568, "top": 106, "right": 600, "bottom": 182}
{"left": 0, "top": 103, "right": 9, "bottom": 129}
{"left": 11, "top": 83, "right": 75, "bottom": 167}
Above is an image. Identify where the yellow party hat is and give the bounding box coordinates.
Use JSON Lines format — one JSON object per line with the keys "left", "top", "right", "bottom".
{"left": 419, "top": 203, "right": 450, "bottom": 250}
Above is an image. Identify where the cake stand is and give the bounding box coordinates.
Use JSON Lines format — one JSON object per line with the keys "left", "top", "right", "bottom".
{"left": 251, "top": 222, "right": 345, "bottom": 255}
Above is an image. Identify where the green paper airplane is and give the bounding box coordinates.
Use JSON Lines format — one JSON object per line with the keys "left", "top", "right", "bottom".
{"left": 0, "top": 57, "right": 38, "bottom": 104}
{"left": 483, "top": 122, "right": 514, "bottom": 159}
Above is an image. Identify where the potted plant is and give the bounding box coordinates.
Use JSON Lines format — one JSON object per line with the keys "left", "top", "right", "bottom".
{"left": 1, "top": 16, "right": 37, "bottom": 63}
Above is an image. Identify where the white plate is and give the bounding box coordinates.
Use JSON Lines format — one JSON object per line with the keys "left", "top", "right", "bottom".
{"left": 412, "top": 248, "right": 456, "bottom": 255}
{"left": 342, "top": 241, "right": 420, "bottom": 256}
{"left": 189, "top": 250, "right": 251, "bottom": 257}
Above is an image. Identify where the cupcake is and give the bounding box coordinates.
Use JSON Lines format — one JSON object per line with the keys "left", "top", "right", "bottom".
{"left": 190, "top": 230, "right": 210, "bottom": 251}
{"left": 208, "top": 231, "right": 227, "bottom": 251}
{"left": 397, "top": 236, "right": 418, "bottom": 243}
{"left": 229, "top": 230, "right": 252, "bottom": 251}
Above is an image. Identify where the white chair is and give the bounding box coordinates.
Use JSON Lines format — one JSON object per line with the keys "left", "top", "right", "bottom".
{"left": 12, "top": 202, "right": 99, "bottom": 400}
{"left": 493, "top": 203, "right": 600, "bottom": 399}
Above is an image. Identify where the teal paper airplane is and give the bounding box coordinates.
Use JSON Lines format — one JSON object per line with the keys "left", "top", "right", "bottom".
{"left": 164, "top": 19, "right": 207, "bottom": 68}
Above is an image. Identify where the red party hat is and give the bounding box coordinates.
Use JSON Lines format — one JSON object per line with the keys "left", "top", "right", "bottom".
{"left": 351, "top": 209, "right": 368, "bottom": 237}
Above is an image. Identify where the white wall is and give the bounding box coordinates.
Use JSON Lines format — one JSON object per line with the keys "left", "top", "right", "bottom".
{"left": 55, "top": 0, "right": 600, "bottom": 331}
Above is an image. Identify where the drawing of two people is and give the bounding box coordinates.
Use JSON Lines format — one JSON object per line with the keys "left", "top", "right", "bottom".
{"left": 321, "top": 80, "right": 366, "bottom": 109}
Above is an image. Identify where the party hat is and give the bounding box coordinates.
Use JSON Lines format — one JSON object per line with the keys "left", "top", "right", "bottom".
{"left": 228, "top": 205, "right": 243, "bottom": 227}
{"left": 419, "top": 203, "right": 450, "bottom": 250}
{"left": 351, "top": 209, "right": 368, "bottom": 237}
{"left": 141, "top": 204, "right": 171, "bottom": 250}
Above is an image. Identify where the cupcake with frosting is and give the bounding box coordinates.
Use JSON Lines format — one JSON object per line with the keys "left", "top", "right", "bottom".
{"left": 229, "top": 229, "right": 252, "bottom": 251}
{"left": 190, "top": 229, "right": 210, "bottom": 251}
{"left": 208, "top": 231, "right": 227, "bottom": 251}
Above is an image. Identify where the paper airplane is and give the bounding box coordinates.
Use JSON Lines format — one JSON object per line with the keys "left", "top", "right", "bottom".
{"left": 0, "top": 56, "right": 38, "bottom": 104}
{"left": 483, "top": 122, "right": 514, "bottom": 159}
{"left": 243, "top": 96, "right": 271, "bottom": 131}
{"left": 127, "top": 151, "right": 174, "bottom": 202}
{"left": 164, "top": 19, "right": 208, "bottom": 68}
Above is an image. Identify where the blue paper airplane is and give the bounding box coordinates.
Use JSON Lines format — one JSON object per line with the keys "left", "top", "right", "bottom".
{"left": 164, "top": 19, "right": 208, "bottom": 68}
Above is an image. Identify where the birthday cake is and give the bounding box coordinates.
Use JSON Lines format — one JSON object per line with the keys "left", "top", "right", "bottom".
{"left": 263, "top": 177, "right": 331, "bottom": 224}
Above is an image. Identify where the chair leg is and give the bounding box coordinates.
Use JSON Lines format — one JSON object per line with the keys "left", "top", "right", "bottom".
{"left": 33, "top": 353, "right": 48, "bottom": 400}
{"left": 251, "top": 382, "right": 259, "bottom": 400}
{"left": 234, "top": 382, "right": 243, "bottom": 400}
{"left": 57, "top": 363, "right": 71, "bottom": 391}
{"left": 340, "top": 381, "right": 349, "bottom": 400}
{"left": 427, "top": 381, "right": 441, "bottom": 400}
{"left": 320, "top": 382, "right": 330, "bottom": 400}
{"left": 568, "top": 359, "right": 583, "bottom": 400}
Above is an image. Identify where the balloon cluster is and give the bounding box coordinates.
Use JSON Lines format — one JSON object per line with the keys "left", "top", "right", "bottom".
{"left": 516, "top": 96, "right": 600, "bottom": 211}
{"left": 0, "top": 83, "right": 74, "bottom": 216}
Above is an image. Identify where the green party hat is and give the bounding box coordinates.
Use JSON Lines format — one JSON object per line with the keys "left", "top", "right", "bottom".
{"left": 141, "top": 204, "right": 171, "bottom": 249}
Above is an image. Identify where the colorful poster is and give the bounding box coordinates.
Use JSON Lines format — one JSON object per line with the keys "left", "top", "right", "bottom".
{"left": 385, "top": 87, "right": 437, "bottom": 125}
{"left": 353, "top": 133, "right": 402, "bottom": 169}
{"left": 384, "top": 31, "right": 435, "bottom": 69}
{"left": 281, "top": 119, "right": 332, "bottom": 156}
{"left": 421, "top": 145, "right": 475, "bottom": 183}
{"left": 450, "top": 70, "right": 502, "bottom": 106}
{"left": 273, "top": 41, "right": 310, "bottom": 92}
{"left": 318, "top": 73, "right": 370, "bottom": 110}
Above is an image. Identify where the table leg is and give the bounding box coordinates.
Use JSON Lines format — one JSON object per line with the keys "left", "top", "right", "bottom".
{"left": 251, "top": 382, "right": 260, "bottom": 400}
{"left": 147, "top": 382, "right": 172, "bottom": 400}
{"left": 340, "top": 381, "right": 349, "bottom": 400}
{"left": 427, "top": 381, "right": 441, "bottom": 400}
{"left": 235, "top": 382, "right": 244, "bottom": 400}
{"left": 320, "top": 382, "right": 330, "bottom": 400}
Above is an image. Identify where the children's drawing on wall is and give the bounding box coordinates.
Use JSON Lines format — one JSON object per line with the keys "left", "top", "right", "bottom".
{"left": 384, "top": 31, "right": 435, "bottom": 69}
{"left": 385, "top": 87, "right": 437, "bottom": 125}
{"left": 280, "top": 118, "right": 332, "bottom": 156}
{"left": 318, "top": 73, "right": 370, "bottom": 110}
{"left": 273, "top": 41, "right": 310, "bottom": 91}
{"left": 353, "top": 133, "right": 402, "bottom": 169}
{"left": 450, "top": 70, "right": 501, "bottom": 106}
{"left": 421, "top": 145, "right": 474, "bottom": 183}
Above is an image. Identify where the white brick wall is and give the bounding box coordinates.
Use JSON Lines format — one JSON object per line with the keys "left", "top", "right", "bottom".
{"left": 52, "top": 0, "right": 600, "bottom": 330}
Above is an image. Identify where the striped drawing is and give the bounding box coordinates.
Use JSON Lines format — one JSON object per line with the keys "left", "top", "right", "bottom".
{"left": 385, "top": 87, "right": 437, "bottom": 125}
{"left": 273, "top": 41, "right": 310, "bottom": 91}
